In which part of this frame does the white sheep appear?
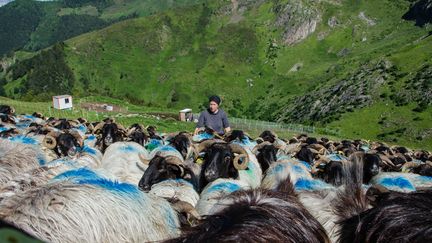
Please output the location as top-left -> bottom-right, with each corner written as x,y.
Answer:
101,141 -> 150,184
0,139 -> 48,185
0,174 -> 180,243
196,178 -> 251,216
370,172 -> 432,192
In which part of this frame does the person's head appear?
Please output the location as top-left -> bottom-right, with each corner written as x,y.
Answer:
208,95 -> 221,113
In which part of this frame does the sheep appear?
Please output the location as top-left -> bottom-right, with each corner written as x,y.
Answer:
138,155 -> 201,225
93,118 -> 127,152
101,141 -> 150,184
332,153 -> 432,243
168,176 -> 330,243
0,139 -> 48,185
370,172 -> 432,192
224,130 -> 257,150
0,145 -> 104,201
337,188 -> 432,243
126,123 -> 148,146
0,172 -> 181,243
193,139 -> 262,215
42,129 -> 84,157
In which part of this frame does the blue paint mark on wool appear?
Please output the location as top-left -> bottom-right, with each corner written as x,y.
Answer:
77,125 -> 87,133
121,144 -> 137,153
327,153 -> 346,162
0,127 -> 8,132
273,163 -> 287,174
23,115 -> 34,119
15,122 -> 31,129
55,168 -> 141,195
80,145 -> 97,155
207,182 -> 241,194
159,145 -> 178,152
295,178 -> 330,191
379,177 -> 415,191
86,135 -> 96,141
77,178 -> 140,195
298,160 -> 312,170
292,164 -> 307,175
8,135 -> 38,145
193,133 -> 214,141
54,168 -> 102,181
37,155 -> 46,165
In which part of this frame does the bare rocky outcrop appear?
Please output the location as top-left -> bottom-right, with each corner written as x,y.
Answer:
274,1 -> 321,45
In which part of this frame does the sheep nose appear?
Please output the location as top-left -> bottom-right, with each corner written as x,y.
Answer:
138,183 -> 151,192
205,170 -> 217,181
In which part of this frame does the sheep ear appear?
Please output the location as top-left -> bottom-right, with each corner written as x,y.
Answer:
167,164 -> 184,177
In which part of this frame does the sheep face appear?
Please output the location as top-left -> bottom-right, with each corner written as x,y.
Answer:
259,130 -> 277,143
54,119 -> 72,130
201,144 -> 238,186
138,156 -> 184,192
128,131 -> 147,146
97,123 -> 124,151
0,105 -> 15,115
363,154 -> 380,184
296,147 -> 316,164
322,161 -> 344,186
0,114 -> 15,124
56,133 -> 82,157
167,133 -> 191,160
256,144 -> 278,173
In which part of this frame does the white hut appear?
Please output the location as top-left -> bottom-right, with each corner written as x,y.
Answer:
179,108 -> 192,122
52,95 -> 73,110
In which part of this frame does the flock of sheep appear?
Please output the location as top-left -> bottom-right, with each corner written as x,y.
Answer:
0,104 -> 431,243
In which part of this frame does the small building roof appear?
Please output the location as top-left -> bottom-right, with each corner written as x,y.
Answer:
179,108 -> 192,113
53,95 -> 72,99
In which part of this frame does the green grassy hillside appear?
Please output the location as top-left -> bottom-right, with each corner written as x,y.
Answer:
1,0 -> 431,150
0,0 -> 207,56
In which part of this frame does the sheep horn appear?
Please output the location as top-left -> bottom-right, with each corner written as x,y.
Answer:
311,156 -> 330,175
116,123 -> 128,135
68,120 -> 80,126
379,154 -> 395,167
229,144 -> 249,170
87,123 -> 95,133
401,162 -> 419,173
43,132 -> 59,149
255,137 -> 264,144
127,127 -> 137,137
165,156 -> 185,176
10,107 -> 15,114
93,122 -> 105,133
69,130 -> 84,147
251,141 -> 273,154
171,201 -> 201,225
196,139 -> 218,154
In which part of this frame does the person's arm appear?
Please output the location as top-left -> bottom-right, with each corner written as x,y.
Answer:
224,126 -> 231,134
222,111 -> 231,134
194,112 -> 205,135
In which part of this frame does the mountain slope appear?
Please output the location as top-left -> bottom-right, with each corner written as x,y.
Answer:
1,0 -> 431,149
0,0 -> 207,56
